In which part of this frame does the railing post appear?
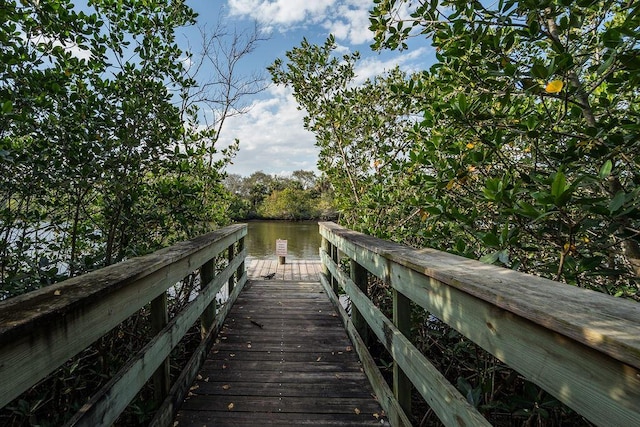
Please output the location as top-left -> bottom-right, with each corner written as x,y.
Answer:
393,289 -> 412,416
227,243 -> 235,294
350,259 -> 369,345
321,236 -> 332,287
331,242 -> 339,294
150,292 -> 170,402
200,258 -> 215,339
236,236 -> 245,283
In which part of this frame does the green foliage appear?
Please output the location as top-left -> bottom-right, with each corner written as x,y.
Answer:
223,170 -> 336,220
0,1 -> 267,298
272,1 -> 640,295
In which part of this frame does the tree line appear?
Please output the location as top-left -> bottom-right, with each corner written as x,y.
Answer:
224,170 -> 336,220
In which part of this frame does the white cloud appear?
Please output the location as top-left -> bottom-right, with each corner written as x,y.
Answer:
228,0 -> 372,44
218,85 -> 318,176
322,2 -> 372,45
228,0 -> 336,26
353,47 -> 431,84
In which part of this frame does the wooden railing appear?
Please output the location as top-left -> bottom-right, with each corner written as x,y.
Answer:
318,222 -> 640,427
0,224 -> 247,426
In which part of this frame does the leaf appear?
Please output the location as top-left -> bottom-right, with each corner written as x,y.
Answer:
222,384 -> 230,390
227,402 -> 234,410
609,191 -> 625,213
1,100 -> 12,113
480,251 -> 500,264
354,408 -> 361,415
545,80 -> 564,93
599,160 -> 612,179
54,290 -> 62,296
551,172 -> 566,197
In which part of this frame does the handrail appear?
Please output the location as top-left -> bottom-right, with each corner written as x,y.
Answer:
0,224 -> 247,426
318,221 -> 640,427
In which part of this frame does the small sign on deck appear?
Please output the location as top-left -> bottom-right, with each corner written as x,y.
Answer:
276,239 -> 287,264
276,239 -> 288,256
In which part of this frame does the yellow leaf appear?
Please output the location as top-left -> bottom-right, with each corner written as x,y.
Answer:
227,402 -> 234,410
222,384 -> 230,390
53,290 -> 61,296
354,408 -> 361,415
545,80 -> 564,93
466,142 -> 475,149
445,179 -> 456,190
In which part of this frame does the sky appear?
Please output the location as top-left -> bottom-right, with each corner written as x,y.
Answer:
184,0 -> 436,177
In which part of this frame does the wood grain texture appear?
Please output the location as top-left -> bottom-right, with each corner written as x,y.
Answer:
174,275 -> 389,427
0,224 -> 246,410
319,222 -> 640,369
319,222 -> 640,427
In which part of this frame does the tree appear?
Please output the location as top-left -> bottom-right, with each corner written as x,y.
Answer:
0,2 -> 265,297
367,0 -> 640,292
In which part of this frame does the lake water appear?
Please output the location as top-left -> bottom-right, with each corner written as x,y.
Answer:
244,220 -> 322,259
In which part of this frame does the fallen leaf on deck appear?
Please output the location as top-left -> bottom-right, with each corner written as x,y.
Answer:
230,353 -> 235,357
316,356 -> 322,362
204,377 -> 210,382
54,290 -> 62,296
222,384 -> 230,390
197,374 -> 202,380
190,384 -> 199,391
222,364 -> 227,369
346,346 -> 353,352
373,413 -> 380,419
227,402 -> 234,410
247,344 -> 252,348
354,408 -> 361,415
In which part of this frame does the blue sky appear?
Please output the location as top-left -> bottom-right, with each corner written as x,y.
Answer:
184,0 -> 436,177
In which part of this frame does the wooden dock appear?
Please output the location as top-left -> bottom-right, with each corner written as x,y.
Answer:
174,259 -> 389,426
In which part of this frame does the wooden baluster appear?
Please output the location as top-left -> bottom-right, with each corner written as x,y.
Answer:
228,243 -> 235,294
150,292 -> 170,402
350,259 -> 370,345
200,259 -> 215,339
331,243 -> 339,294
393,289 -> 412,416
236,237 -> 245,284
321,237 -> 332,289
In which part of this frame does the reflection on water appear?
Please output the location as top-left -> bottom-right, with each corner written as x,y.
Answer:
244,221 -> 322,259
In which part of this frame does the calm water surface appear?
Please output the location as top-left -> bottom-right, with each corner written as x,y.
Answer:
244,221 -> 321,259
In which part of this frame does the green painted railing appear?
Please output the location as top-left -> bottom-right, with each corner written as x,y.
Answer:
0,224 -> 247,426
319,221 -> 640,427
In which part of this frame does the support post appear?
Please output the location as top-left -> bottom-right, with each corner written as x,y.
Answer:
236,237 -> 245,283
350,259 -> 370,345
331,243 -> 339,294
393,289 -> 412,416
200,259 -> 215,339
321,237 -> 332,290
227,243 -> 235,294
150,293 -> 170,402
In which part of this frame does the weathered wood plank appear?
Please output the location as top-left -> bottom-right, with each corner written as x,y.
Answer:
149,271 -> 247,427
322,251 -> 491,427
319,222 -> 640,369
319,273 -> 413,427
320,222 -> 640,427
0,224 -> 247,409
175,411 -> 386,426
175,275 -> 389,426
66,250 -> 246,426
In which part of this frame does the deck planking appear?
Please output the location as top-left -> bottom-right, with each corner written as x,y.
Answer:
174,259 -> 389,426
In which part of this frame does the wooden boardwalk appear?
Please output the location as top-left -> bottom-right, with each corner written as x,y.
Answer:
174,259 -> 389,426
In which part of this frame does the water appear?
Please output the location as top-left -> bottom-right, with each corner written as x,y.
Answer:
244,220 -> 322,259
